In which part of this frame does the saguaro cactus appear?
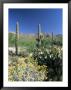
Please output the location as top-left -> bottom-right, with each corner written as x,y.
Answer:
38,24 -> 41,47
36,24 -> 44,48
52,32 -> 53,45
52,32 -> 53,41
36,24 -> 42,48
15,21 -> 19,55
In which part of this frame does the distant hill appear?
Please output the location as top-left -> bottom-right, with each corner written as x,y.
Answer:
56,34 -> 62,37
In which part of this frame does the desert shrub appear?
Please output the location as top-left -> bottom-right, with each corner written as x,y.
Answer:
40,38 -> 52,48
52,40 -> 62,46
33,46 -> 62,81
40,36 -> 62,47
52,35 -> 62,46
8,56 -> 48,81
9,33 -> 16,47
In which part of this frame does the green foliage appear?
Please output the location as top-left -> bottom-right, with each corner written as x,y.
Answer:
52,35 -> 62,46
9,33 -> 36,52
41,38 -> 52,48
41,35 -> 62,47
8,32 -> 62,81
8,33 -> 16,47
33,46 -> 62,81
19,40 -> 36,53
53,39 -> 62,46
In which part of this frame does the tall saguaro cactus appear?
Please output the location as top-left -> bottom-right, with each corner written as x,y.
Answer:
36,24 -> 42,48
52,32 -> 53,45
38,24 -> 41,46
36,24 -> 44,48
52,32 -> 53,41
15,21 -> 19,55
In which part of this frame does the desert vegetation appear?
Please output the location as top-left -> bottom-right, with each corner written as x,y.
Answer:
8,23 -> 62,81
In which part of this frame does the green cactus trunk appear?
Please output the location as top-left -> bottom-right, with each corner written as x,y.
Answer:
52,32 -> 53,45
52,32 -> 53,41
38,24 -> 41,47
15,21 -> 19,55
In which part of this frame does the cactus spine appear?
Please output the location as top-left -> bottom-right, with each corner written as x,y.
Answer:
15,21 -> 19,55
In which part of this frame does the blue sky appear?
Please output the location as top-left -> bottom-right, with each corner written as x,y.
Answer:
9,9 -> 62,35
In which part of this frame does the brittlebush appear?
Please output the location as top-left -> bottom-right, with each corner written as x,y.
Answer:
8,56 -> 48,81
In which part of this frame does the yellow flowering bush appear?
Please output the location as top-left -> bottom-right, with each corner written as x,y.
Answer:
8,56 -> 48,81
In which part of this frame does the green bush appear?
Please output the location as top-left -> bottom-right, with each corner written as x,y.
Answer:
33,46 -> 62,81
53,40 -> 62,46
